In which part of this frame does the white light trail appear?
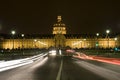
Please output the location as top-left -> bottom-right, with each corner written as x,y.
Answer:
30,57 -> 48,69
0,53 -> 48,72
0,59 -> 33,72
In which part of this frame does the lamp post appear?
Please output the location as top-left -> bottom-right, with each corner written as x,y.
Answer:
83,39 -> 86,48
80,41 -> 82,48
106,29 -> 110,48
21,34 -> 24,55
96,33 -> 99,37
34,39 -> 37,48
96,33 -> 99,48
21,34 -> 24,48
114,37 -> 118,53
11,30 -> 16,49
114,37 -> 117,47
21,34 -> 24,37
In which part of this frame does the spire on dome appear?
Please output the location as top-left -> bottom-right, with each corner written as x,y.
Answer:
57,16 -> 62,22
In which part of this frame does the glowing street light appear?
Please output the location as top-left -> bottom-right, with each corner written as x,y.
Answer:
21,34 -> 24,37
21,34 -> 24,49
34,39 -> 37,48
96,33 -> 99,36
114,37 -> 117,41
106,30 -> 110,34
106,29 -> 110,48
34,39 -> 37,42
83,39 -> 86,48
96,33 -> 99,48
11,30 -> 15,35
11,30 -> 16,49
114,37 -> 118,47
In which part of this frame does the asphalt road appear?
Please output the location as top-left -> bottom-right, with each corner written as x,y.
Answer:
61,56 -> 106,80
0,56 -> 61,80
0,55 -> 120,80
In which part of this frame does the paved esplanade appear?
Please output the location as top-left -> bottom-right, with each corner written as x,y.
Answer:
0,53 -> 120,80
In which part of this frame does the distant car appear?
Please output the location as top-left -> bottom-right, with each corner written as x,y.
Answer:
48,50 -> 57,56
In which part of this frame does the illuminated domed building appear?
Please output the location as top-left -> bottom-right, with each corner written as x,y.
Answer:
0,16 -> 120,49
53,16 -> 66,35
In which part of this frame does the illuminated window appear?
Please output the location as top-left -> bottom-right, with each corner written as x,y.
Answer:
63,27 -> 65,30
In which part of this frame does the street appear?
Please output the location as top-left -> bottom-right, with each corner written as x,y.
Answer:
0,54 -> 120,80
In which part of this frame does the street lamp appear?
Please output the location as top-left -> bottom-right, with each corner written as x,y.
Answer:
21,34 -> 24,37
83,39 -> 86,48
11,30 -> 16,49
96,33 -> 99,37
114,37 -> 117,47
96,33 -> 99,48
106,30 -> 110,34
34,39 -> 37,42
106,29 -> 110,48
114,37 -> 117,41
80,41 -> 82,48
11,31 -> 15,35
34,39 -> 37,48
21,34 -> 24,55
21,34 -> 24,48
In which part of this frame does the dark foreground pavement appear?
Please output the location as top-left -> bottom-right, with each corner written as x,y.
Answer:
0,56 -> 61,80
61,56 -> 106,80
0,55 -> 120,80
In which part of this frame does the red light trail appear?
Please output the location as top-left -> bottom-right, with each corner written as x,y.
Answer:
73,52 -> 120,66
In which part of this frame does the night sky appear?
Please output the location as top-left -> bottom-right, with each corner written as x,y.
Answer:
0,0 -> 120,34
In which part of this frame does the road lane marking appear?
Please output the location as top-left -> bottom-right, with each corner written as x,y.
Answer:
56,58 -> 63,80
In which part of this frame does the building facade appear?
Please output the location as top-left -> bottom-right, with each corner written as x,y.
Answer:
0,16 -> 120,49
